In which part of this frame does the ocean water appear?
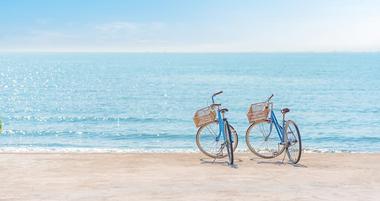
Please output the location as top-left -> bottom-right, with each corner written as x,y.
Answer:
0,53 -> 379,153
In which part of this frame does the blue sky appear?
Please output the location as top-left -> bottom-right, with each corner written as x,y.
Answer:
0,0 -> 379,52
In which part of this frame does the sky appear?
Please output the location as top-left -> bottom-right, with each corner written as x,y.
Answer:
0,0 -> 380,52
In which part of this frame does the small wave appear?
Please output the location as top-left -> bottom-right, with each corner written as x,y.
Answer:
1,129 -> 196,139
5,116 -> 188,123
0,147 -> 199,153
302,148 -> 377,154
0,146 -> 378,154
302,136 -> 380,143
2,129 -> 89,136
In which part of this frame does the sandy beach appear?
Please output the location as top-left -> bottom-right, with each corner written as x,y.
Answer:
0,153 -> 378,201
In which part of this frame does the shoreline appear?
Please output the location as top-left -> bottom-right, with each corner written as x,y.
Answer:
1,152 -> 379,201
0,147 -> 378,154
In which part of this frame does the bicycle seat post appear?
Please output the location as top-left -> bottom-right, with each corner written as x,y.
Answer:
221,109 -> 226,120
220,108 -> 228,120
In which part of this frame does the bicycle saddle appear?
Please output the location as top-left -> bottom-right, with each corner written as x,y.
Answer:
220,108 -> 229,113
281,108 -> 290,114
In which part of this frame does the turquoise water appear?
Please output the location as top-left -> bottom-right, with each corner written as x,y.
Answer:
0,53 -> 379,153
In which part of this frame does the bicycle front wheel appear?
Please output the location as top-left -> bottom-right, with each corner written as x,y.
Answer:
285,120 -> 302,164
196,121 -> 238,158
225,121 -> 234,165
246,120 -> 285,159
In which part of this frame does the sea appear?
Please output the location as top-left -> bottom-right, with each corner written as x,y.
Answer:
0,53 -> 379,153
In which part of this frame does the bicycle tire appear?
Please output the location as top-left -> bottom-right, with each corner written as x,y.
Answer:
225,120 -> 234,165
285,120 -> 302,164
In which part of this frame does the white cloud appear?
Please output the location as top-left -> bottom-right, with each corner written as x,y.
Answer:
95,21 -> 165,35
2,17 -> 380,52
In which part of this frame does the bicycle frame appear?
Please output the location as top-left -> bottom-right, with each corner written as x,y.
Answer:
269,110 -> 285,143
210,91 -> 233,144
215,109 -> 226,142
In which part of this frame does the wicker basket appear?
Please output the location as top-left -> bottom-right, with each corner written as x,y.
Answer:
193,106 -> 216,128
247,102 -> 271,123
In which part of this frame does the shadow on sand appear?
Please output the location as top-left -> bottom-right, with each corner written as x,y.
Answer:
250,158 -> 308,168
198,157 -> 307,168
200,158 -> 241,169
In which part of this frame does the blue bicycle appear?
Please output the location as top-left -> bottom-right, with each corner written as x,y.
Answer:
245,94 -> 302,164
194,91 -> 238,165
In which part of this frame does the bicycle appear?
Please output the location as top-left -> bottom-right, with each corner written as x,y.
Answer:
245,94 -> 302,164
193,91 -> 238,165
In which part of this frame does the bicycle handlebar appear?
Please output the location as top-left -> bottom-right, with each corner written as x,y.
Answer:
266,94 -> 274,102
211,91 -> 223,104
213,91 -> 223,97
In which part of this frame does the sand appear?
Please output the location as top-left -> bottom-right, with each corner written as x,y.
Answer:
0,152 -> 379,201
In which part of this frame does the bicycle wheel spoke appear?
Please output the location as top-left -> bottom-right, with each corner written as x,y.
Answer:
197,121 -> 238,159
259,124 -> 267,138
246,120 -> 283,158
259,141 -> 267,151
206,125 -> 218,137
206,138 -> 220,149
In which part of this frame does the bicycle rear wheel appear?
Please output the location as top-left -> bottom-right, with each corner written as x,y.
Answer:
285,120 -> 302,164
196,120 -> 238,158
246,120 -> 285,158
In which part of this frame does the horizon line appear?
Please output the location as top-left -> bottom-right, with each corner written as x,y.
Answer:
1,50 -> 379,54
